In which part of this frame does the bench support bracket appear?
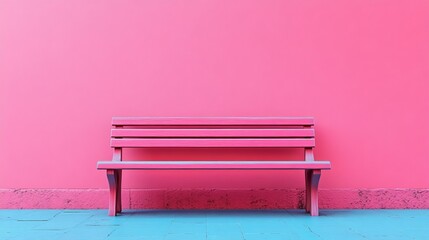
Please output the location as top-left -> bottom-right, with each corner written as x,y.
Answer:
107,169 -> 119,216
305,169 -> 321,216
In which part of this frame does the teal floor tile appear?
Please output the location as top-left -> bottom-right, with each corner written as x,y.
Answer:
207,222 -> 242,235
164,233 -> 206,240
207,235 -> 243,240
11,229 -> 65,240
239,220 -> 289,234
0,209 -> 428,240
168,221 -> 206,234
243,233 -> 291,240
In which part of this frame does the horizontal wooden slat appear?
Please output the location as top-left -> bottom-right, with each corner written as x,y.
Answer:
110,138 -> 315,148
97,161 -> 331,170
112,117 -> 314,126
111,129 -> 315,138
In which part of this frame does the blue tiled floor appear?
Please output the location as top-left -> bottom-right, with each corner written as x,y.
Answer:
0,209 -> 428,240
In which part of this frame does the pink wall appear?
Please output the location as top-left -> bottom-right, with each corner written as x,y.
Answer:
1,0 -> 428,208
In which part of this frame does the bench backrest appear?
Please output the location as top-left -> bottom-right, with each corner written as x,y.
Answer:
110,117 -> 316,161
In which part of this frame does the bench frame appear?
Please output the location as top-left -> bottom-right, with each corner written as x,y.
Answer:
97,117 -> 331,216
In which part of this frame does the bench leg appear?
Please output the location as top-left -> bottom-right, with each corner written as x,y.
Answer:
305,170 -> 311,213
106,169 -> 118,216
116,170 -> 122,214
310,169 -> 321,216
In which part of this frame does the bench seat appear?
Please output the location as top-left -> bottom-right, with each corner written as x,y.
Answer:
97,161 -> 331,170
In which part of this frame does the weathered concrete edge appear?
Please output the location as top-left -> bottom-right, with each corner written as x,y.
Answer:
1,189 -> 428,209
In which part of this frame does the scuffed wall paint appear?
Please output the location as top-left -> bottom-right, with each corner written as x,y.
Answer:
1,189 -> 428,209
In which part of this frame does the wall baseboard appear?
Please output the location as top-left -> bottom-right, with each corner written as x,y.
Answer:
1,188 -> 428,209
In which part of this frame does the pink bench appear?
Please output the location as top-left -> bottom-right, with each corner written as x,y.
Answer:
97,117 -> 331,216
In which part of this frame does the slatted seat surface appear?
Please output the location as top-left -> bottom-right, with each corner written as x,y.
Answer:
97,161 -> 332,170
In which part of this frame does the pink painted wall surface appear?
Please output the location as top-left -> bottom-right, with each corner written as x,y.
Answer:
1,0 -> 428,206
